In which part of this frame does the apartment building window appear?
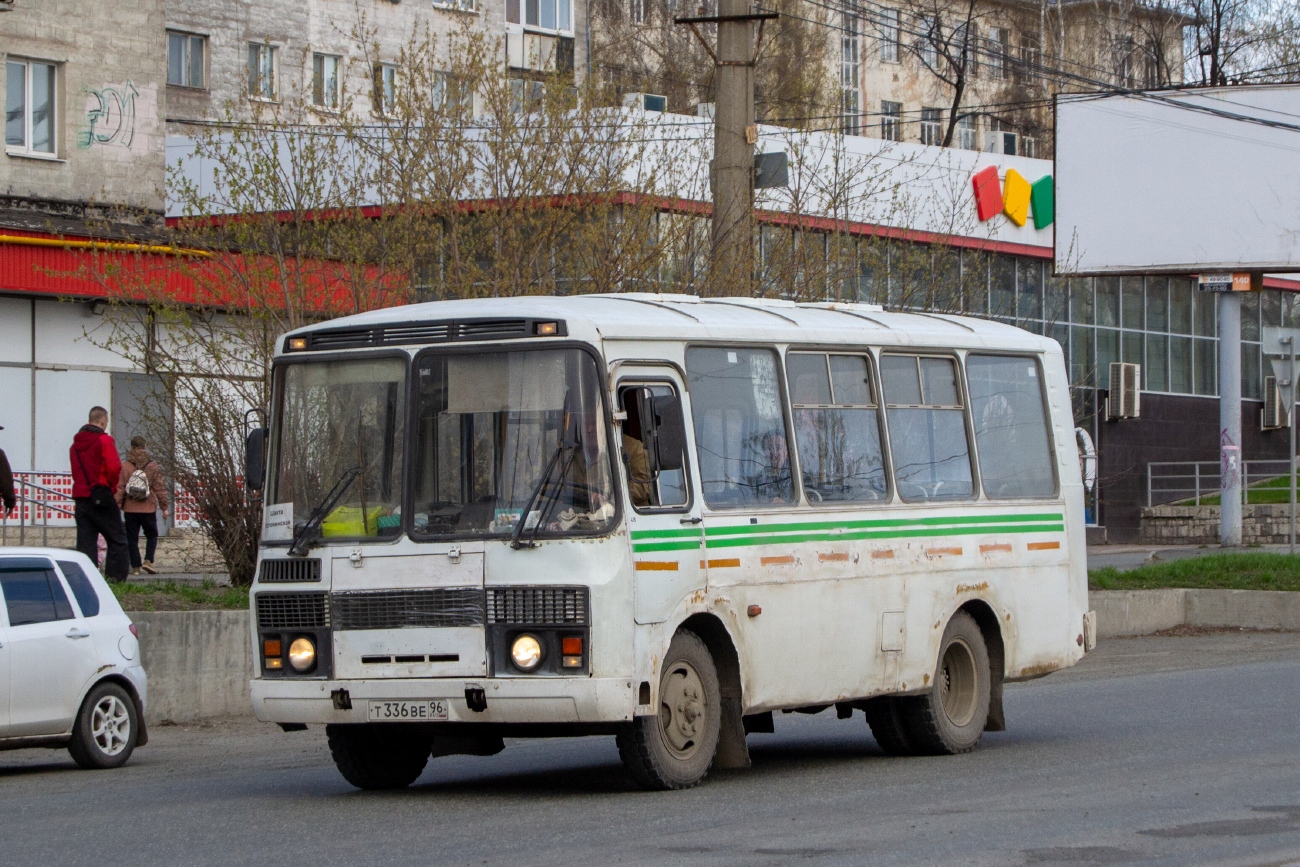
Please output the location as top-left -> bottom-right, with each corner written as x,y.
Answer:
312,53 -> 342,111
248,43 -> 279,100
433,0 -> 477,10
985,118 -> 1018,154
959,23 -> 976,75
879,9 -> 900,63
841,13 -> 861,134
986,27 -> 1009,79
432,71 -> 471,114
5,59 -> 56,156
373,64 -> 398,116
630,0 -> 646,24
1020,135 -> 1036,158
1020,35 -> 1041,83
920,107 -> 942,146
957,113 -> 977,149
526,0 -> 572,31
881,101 -> 902,141
167,31 -> 207,89
916,17 -> 938,67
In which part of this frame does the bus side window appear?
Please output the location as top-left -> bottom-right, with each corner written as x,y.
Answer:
618,385 -> 689,511
880,354 -> 974,502
786,352 -> 888,503
966,355 -> 1057,498
685,347 -> 795,508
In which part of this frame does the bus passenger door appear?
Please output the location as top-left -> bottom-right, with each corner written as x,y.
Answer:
615,373 -> 705,625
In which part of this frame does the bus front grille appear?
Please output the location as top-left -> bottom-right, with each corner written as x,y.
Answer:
256,592 -> 330,630
486,586 -> 590,626
331,588 -> 485,630
258,558 -> 321,583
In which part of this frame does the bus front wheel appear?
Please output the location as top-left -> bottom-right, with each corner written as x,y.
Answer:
901,611 -> 991,755
616,629 -> 721,790
326,724 -> 431,790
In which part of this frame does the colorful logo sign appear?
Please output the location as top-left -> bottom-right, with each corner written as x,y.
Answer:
972,166 -> 1054,230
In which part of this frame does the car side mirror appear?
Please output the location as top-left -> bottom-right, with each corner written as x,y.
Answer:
245,427 -> 269,492
650,393 -> 686,472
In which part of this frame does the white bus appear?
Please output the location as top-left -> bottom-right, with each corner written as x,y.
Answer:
246,293 -> 1094,790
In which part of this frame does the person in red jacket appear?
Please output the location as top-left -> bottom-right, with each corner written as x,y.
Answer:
69,406 -> 129,582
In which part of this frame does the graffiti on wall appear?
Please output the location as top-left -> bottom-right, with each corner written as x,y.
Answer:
79,80 -> 140,149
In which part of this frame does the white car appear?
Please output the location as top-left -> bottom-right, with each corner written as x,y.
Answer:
0,548 -> 148,768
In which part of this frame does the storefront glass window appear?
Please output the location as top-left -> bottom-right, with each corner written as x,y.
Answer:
1195,339 -> 1217,395
1018,259 -> 1043,321
1170,336 -> 1193,393
1070,278 -> 1093,325
1095,277 -> 1120,327
1146,277 -> 1168,331
1121,277 -> 1144,330
1146,334 -> 1168,392
1170,279 -> 1193,334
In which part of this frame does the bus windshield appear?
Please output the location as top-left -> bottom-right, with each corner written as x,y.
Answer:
272,356 -> 407,541
411,348 -> 615,538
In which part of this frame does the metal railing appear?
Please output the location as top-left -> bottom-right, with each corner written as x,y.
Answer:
1147,459 -> 1299,508
1,478 -> 76,546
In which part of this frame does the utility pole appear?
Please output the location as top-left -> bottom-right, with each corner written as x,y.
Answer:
1219,290 -> 1242,546
676,6 -> 776,296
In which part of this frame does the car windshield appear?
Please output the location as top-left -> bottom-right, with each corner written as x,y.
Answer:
412,348 -> 615,538
270,356 -> 406,541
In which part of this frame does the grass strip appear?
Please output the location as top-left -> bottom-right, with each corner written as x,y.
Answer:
111,579 -> 249,612
1089,553 -> 1300,592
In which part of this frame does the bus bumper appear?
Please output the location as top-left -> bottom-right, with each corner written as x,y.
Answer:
251,676 -> 638,725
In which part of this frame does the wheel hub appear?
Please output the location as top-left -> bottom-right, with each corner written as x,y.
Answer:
659,661 -> 707,757
938,637 -> 979,728
91,695 -> 131,756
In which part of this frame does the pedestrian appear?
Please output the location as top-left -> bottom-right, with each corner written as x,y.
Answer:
116,435 -> 169,575
0,425 -> 15,517
70,406 -> 129,582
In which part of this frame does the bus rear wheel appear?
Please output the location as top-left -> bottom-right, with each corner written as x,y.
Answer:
900,611 -> 991,755
326,724 -> 431,790
616,630 -> 721,790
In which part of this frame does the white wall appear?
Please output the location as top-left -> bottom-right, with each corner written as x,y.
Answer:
34,369 -> 115,472
0,367 -> 34,472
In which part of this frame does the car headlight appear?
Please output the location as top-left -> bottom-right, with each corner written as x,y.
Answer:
510,634 -> 543,672
288,636 -> 317,672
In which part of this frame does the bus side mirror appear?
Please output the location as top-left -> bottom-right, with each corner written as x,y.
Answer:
650,394 -> 686,472
245,427 -> 269,492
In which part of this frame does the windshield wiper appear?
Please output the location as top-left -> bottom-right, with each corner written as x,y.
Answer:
289,466 -> 362,557
510,390 -> 579,550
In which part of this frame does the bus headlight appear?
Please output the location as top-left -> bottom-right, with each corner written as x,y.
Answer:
510,634 -> 543,672
288,636 -> 317,672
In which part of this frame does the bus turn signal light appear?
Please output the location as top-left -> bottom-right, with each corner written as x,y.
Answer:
561,636 -> 583,668
535,321 -> 559,336
264,638 -> 282,657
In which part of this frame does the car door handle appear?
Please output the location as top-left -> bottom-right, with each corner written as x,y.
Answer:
65,628 -> 91,640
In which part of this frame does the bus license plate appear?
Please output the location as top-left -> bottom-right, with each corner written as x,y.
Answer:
367,700 -> 449,721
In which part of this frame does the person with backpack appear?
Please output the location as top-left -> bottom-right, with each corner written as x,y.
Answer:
117,435 -> 170,576
70,406 -> 129,582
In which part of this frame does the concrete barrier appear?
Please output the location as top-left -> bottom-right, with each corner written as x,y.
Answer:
132,611 -> 251,724
123,592 -> 1299,724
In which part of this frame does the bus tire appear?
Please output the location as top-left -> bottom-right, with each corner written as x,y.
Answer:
326,724 -> 431,790
901,611 -> 991,755
862,697 -> 916,756
616,630 -> 721,790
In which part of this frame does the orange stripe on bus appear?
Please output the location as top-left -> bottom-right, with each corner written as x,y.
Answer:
927,547 -> 963,557
634,561 -> 679,571
707,558 -> 741,569
871,549 -> 895,559
1027,541 -> 1061,551
818,552 -> 850,562
761,555 -> 796,567
980,543 -> 1013,554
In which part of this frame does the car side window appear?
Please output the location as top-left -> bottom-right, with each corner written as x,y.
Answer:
0,563 -> 75,626
58,560 -> 101,618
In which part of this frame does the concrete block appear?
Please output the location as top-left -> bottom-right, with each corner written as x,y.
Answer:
1185,589 -> 1300,631
1091,589 -> 1187,638
132,610 -> 252,724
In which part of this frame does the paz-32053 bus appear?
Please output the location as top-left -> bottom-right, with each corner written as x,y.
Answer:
245,293 -> 1094,790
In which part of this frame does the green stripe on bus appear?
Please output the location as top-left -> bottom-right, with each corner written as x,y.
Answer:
703,512 -> 1064,537
629,527 -> 705,540
631,540 -> 707,553
703,523 -> 1065,549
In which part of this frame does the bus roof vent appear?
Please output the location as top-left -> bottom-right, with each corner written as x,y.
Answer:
457,318 -> 529,340
381,322 -> 452,344
309,327 -> 376,349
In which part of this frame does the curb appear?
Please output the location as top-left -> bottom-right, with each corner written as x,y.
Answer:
1092,589 -> 1300,637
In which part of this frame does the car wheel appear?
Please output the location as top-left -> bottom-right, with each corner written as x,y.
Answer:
326,724 -> 432,790
68,682 -> 139,770
616,629 -> 721,790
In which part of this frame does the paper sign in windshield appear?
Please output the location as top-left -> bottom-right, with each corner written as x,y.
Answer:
264,503 -> 294,541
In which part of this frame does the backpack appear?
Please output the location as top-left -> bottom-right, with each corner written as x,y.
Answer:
125,464 -> 151,501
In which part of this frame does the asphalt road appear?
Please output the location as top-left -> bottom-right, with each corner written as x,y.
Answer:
3,632 -> 1300,867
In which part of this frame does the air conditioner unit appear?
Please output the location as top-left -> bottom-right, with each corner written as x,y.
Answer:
1106,362 -> 1141,420
1262,375 -> 1290,429
697,102 -> 716,119
623,92 -> 667,112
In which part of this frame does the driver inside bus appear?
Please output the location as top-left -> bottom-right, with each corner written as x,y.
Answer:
555,404 -> 617,530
